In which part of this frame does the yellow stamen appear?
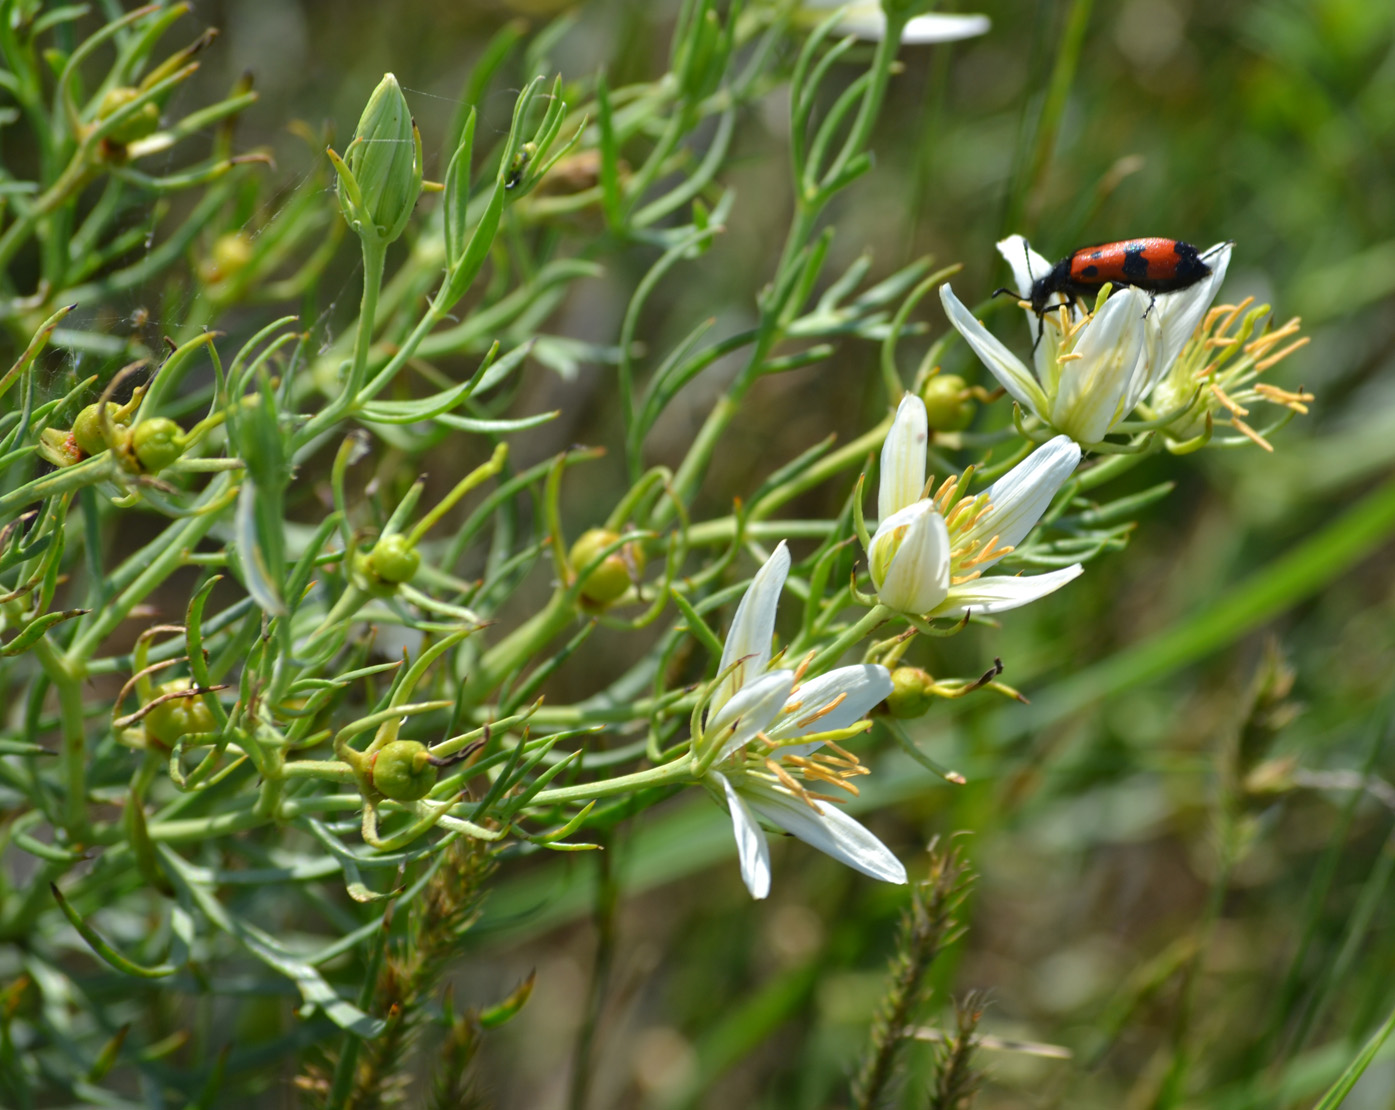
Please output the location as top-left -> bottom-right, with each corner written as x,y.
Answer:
1254,383 -> 1314,412
1255,336 -> 1310,372
960,535 -> 1013,570
794,691 -> 848,730
1210,384 -> 1250,417
822,739 -> 861,765
1244,317 -> 1302,358
1231,417 -> 1274,452
766,757 -> 809,798
1216,297 -> 1255,338
786,758 -> 860,793
1205,336 -> 1239,349
950,570 -> 983,585
1057,351 -> 1084,363
790,650 -> 816,689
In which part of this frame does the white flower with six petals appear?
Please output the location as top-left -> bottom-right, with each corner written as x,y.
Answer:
866,393 -> 1084,617
699,542 -> 905,900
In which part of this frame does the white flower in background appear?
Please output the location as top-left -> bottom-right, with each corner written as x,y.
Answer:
798,1 -> 990,45
699,541 -> 904,900
867,394 -> 1083,617
940,236 -> 1233,445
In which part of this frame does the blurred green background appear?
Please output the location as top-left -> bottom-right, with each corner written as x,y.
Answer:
174,0 -> 1395,1105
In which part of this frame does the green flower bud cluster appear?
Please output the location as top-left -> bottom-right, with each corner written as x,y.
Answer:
331,74 -> 423,246
569,528 -> 646,607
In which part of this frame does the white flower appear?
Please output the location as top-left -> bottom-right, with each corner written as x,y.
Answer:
867,394 -> 1084,617
699,541 -> 904,899
941,236 -> 1233,445
798,3 -> 991,44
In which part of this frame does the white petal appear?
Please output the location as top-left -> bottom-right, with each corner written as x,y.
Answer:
1050,287 -> 1148,443
706,669 -> 796,763
870,501 -> 951,615
741,779 -> 907,885
939,284 -> 1048,417
937,564 -> 1083,618
767,664 -> 894,745
902,13 -> 991,43
714,771 -> 771,900
996,234 -> 1077,363
996,234 -> 1055,301
1122,305 -> 1167,411
1151,241 -> 1233,376
957,435 -> 1081,566
713,542 -> 790,714
879,394 -> 928,521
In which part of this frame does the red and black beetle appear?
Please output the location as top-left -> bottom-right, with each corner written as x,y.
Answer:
998,238 -> 1216,320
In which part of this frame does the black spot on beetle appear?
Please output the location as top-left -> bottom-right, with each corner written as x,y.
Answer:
1121,248 -> 1150,279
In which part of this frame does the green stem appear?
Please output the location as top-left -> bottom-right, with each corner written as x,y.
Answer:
807,605 -> 893,672
300,236 -> 386,441
819,11 -> 907,190
531,754 -> 694,806
29,635 -> 87,839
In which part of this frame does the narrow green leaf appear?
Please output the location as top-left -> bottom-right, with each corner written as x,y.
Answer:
51,884 -> 176,979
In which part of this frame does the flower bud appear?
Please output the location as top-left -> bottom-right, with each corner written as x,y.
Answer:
369,739 -> 437,802
131,417 -> 184,473
336,73 -> 422,245
145,680 -> 215,749
569,528 -> 644,606
97,86 -> 161,144
884,666 -> 936,719
919,374 -> 976,432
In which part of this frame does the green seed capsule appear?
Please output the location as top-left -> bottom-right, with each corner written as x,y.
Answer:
919,374 -> 976,432
131,417 -> 183,473
145,680 -> 216,748
884,666 -> 937,719
365,533 -> 420,586
370,740 -> 437,801
72,402 -> 119,456
569,528 -> 644,606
